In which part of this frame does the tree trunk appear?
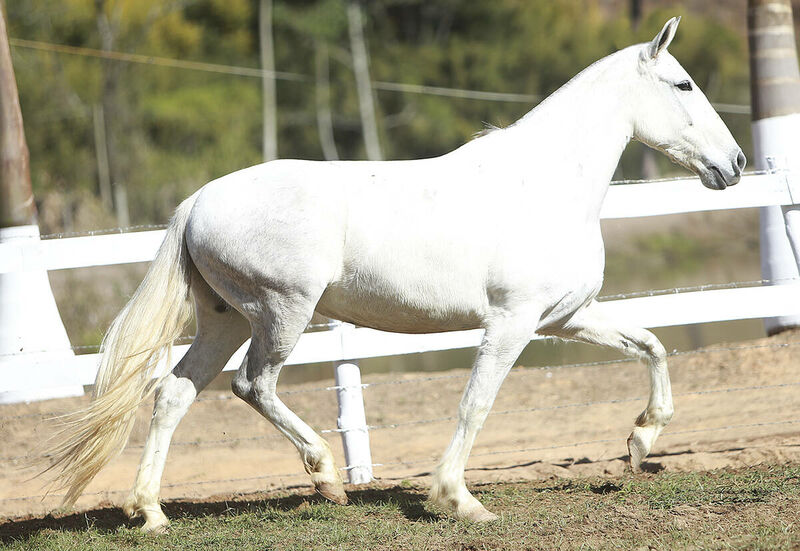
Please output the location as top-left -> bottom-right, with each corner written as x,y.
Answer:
630,0 -> 643,30
630,0 -> 659,180
92,103 -> 112,210
95,0 -> 128,225
0,3 -> 36,228
260,0 -> 278,161
749,0 -> 800,119
315,41 -> 339,161
347,0 -> 382,161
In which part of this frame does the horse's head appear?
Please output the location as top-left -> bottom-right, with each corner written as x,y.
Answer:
631,17 -> 745,189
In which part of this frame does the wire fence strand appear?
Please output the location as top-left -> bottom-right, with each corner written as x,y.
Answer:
369,418 -> 800,470
608,168 -> 772,186
10,37 -> 751,115
4,417 -> 798,504
340,381 -> 800,433
5,339 -> 800,429
4,376 -> 799,464
38,224 -> 169,240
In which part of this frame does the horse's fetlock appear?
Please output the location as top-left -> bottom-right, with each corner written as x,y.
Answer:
303,441 -> 336,475
635,404 -> 673,427
302,450 -> 321,475
655,404 -> 674,425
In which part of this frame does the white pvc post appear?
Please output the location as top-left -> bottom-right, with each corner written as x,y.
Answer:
334,361 -> 373,484
0,225 -> 83,403
755,141 -> 800,336
749,0 -> 800,335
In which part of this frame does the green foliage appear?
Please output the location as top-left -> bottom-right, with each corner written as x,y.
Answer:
6,1 -> 752,231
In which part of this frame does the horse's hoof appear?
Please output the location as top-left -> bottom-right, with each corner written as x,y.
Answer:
627,426 -> 656,473
141,517 -> 169,534
315,481 -> 348,505
459,505 -> 498,523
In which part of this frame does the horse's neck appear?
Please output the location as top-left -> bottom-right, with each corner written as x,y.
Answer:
486,49 -> 636,218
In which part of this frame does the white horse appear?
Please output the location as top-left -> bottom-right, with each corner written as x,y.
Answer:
44,17 -> 744,531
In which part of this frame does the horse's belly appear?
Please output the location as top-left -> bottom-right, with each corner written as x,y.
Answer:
317,273 -> 486,334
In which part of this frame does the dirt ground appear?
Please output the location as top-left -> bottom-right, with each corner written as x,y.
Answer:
1,329 -> 799,521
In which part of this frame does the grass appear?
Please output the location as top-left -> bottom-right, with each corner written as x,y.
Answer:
3,464 -> 799,550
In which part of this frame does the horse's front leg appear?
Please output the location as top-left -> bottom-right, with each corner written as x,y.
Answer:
543,302 -> 673,472
430,310 -> 539,521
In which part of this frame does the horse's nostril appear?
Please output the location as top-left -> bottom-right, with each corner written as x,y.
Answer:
736,150 -> 746,171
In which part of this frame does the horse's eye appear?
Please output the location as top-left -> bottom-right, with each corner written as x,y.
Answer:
676,80 -> 692,91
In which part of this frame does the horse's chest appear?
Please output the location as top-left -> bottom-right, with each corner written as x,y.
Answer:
489,225 -> 604,326
533,232 -> 605,328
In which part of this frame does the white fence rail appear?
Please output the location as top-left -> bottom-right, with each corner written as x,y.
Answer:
3,167 -> 800,483
5,282 -> 800,395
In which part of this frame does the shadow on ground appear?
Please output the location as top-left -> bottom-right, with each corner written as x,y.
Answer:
0,445 -> 762,544
0,485 -> 435,544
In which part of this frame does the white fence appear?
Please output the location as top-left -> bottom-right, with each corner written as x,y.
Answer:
3,166 -> 800,484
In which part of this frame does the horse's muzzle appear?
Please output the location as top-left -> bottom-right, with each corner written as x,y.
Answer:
700,149 -> 745,190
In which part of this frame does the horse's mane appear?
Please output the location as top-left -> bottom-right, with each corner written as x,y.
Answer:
485,46 -> 636,135
471,122 -> 504,140
468,48 -> 637,143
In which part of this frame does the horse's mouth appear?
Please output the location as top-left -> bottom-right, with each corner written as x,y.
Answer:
700,165 -> 730,190
711,166 -> 727,190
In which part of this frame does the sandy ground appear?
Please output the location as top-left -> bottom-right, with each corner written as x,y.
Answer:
1,330 -> 799,520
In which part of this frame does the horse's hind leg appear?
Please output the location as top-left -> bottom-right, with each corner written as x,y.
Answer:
232,296 -> 347,505
543,302 -> 673,472
123,275 -> 250,533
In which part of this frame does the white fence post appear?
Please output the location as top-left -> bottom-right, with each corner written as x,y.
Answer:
333,355 -> 373,484
749,0 -> 800,335
0,225 -> 83,404
766,157 -> 800,271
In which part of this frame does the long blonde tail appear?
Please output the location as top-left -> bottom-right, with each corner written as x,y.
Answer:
41,193 -> 200,507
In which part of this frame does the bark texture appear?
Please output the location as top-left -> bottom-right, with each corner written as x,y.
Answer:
0,4 -> 36,228
749,0 -> 800,119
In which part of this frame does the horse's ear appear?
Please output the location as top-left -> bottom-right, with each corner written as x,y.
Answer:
646,16 -> 680,59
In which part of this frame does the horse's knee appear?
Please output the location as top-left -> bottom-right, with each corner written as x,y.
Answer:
625,330 -> 666,365
640,332 -> 666,364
